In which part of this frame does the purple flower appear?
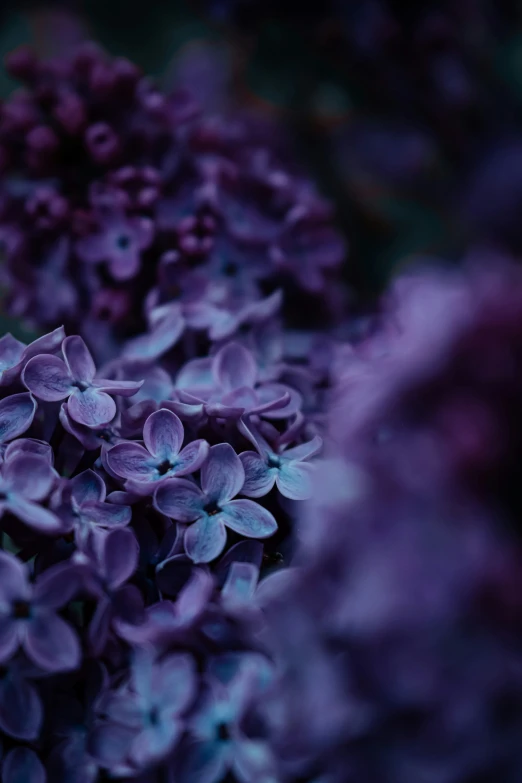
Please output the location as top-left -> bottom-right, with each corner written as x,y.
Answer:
23,335 -> 143,428
180,656 -> 276,783
0,658 -> 43,740
76,207 -> 154,281
57,469 -> 131,547
0,453 -> 61,533
0,393 -> 37,444
0,553 -> 80,672
239,419 -> 322,500
84,527 -> 142,657
175,342 -> 301,420
2,747 -> 46,783
106,408 -> 209,492
154,443 -> 277,563
0,326 -> 64,387
90,650 -> 196,771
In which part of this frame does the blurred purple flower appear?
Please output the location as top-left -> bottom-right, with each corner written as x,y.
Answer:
56,469 -> 131,547
2,747 -> 46,783
76,207 -> 154,281
91,649 -> 196,770
0,553 -> 80,672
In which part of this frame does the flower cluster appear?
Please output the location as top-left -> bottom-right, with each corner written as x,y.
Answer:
0,43 -> 346,365
258,260 -> 522,783
0,322 -> 323,781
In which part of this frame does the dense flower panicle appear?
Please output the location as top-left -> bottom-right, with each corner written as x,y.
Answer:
0,44 -> 346,365
257,261 -> 522,782
0,318 -> 320,781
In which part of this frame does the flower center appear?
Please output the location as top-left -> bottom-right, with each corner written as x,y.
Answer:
267,454 -> 281,469
156,459 -> 174,476
204,501 -> 221,517
148,707 -> 160,726
217,722 -> 231,742
73,381 -> 90,392
13,600 -> 31,619
117,234 -> 131,250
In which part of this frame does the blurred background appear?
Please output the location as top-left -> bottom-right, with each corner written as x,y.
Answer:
3,1 -> 522,299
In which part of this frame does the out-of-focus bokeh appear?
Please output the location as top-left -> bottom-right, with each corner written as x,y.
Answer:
4,0 -> 522,306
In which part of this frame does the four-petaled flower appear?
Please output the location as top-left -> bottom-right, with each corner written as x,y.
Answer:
0,553 -> 81,672
154,443 -> 278,563
57,469 -> 131,547
76,207 -> 154,281
239,419 -> 322,500
23,335 -> 143,428
174,342 -> 301,420
105,408 -> 209,492
90,650 -> 196,770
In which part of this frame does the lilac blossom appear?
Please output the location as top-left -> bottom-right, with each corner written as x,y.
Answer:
0,658 -> 43,740
106,408 -> 209,491
174,342 -> 301,420
239,418 -> 322,500
0,553 -> 80,672
91,649 -> 196,771
180,655 -> 276,783
76,207 -> 154,281
56,469 -> 131,548
0,326 -> 64,387
23,335 -> 143,428
154,443 -> 277,563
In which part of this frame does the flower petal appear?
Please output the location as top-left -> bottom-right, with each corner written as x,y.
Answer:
282,434 -> 323,461
184,515 -> 227,563
70,469 -> 106,505
23,355 -> 72,401
239,452 -> 275,497
179,740 -> 230,783
100,527 -> 139,589
83,501 -> 132,530
89,723 -> 135,767
67,388 -> 116,428
130,720 -> 182,767
174,439 -> 209,476
155,654 -> 196,712
106,442 -> 153,481
33,561 -> 80,608
0,672 -> 42,740
214,343 -> 257,392
22,325 -> 65,361
222,562 -> 258,606
63,335 -> 96,383
154,478 -> 205,523
0,616 -> 20,663
0,550 -> 29,603
221,499 -> 278,539
276,461 -> 315,500
25,611 -> 81,672
256,382 -> 302,420
123,309 -> 185,360
2,747 -> 46,783
6,496 -> 63,534
143,408 -> 183,460
4,454 -> 55,500
93,378 -> 144,397
201,443 -> 244,503
0,393 -> 37,443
